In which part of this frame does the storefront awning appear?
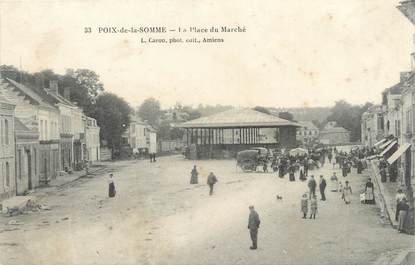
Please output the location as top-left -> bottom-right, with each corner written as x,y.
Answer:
380,140 -> 398,156
379,139 -> 394,149
374,138 -> 387,147
387,143 -> 411,164
367,155 -> 380,160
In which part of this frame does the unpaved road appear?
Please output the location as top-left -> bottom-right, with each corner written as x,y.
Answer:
0,156 -> 413,265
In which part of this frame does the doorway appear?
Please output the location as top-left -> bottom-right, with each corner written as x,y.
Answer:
27,150 -> 32,190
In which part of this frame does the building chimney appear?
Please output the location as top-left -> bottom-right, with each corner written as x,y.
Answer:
49,80 -> 59,94
63,87 -> 71,100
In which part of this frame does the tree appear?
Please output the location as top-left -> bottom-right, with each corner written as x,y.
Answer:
253,106 -> 271,114
0,65 -> 20,81
278,111 -> 294,121
93,93 -> 132,158
326,100 -> 373,142
137,97 -> 161,127
182,106 -> 201,120
63,69 -> 104,116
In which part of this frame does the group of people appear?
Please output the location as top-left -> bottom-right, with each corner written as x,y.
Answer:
189,165 -> 218,196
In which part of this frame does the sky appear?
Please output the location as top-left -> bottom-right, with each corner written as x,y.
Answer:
0,0 -> 414,109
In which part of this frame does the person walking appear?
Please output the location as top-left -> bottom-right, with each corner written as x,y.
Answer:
364,178 -> 375,204
190,165 -> 198,184
310,195 -> 318,219
357,159 -> 363,174
289,164 -> 295,181
330,172 -> 338,192
342,181 -> 352,204
304,159 -> 309,177
207,172 -> 218,196
380,167 -> 387,183
299,167 -> 306,181
108,173 -> 116,198
308,175 -> 317,198
319,175 -> 327,201
397,198 -> 409,233
247,205 -> 260,250
342,161 -> 348,177
301,193 -> 308,219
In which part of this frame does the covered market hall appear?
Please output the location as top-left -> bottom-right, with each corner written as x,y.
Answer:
176,108 -> 300,159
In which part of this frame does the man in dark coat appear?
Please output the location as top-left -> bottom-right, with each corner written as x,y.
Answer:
248,205 -> 260,250
328,152 -> 333,164
308,175 -> 317,198
319,175 -> 327,201
207,172 -> 218,195
357,159 -> 363,174
380,167 -> 387,183
303,159 -> 309,177
342,162 -> 348,177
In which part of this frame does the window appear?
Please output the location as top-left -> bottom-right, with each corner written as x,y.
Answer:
45,120 -> 48,139
395,120 -> 401,137
377,114 -> 384,130
18,150 -> 22,180
34,149 -> 37,175
4,119 -> 8,144
40,120 -> 44,140
406,110 -> 413,134
5,162 -> 10,187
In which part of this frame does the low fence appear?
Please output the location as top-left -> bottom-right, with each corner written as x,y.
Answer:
158,140 -> 184,153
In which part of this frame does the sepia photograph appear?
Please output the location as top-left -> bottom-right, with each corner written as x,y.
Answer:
0,0 -> 414,264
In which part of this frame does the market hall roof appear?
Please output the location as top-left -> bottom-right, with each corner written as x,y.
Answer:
175,108 -> 300,128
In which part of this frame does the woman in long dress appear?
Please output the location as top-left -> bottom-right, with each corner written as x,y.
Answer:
330,172 -> 338,192
190,165 -> 198,184
108,173 -> 116,198
364,178 -> 375,204
342,181 -> 352,204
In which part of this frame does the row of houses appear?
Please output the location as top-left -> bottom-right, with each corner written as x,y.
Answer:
121,116 -> 157,156
361,0 -> 415,186
296,121 -> 351,146
0,77 -> 101,199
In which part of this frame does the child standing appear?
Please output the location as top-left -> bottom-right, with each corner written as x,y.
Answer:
310,195 -> 318,219
301,193 -> 308,219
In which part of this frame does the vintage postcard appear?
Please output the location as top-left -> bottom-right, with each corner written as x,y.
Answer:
0,0 -> 414,264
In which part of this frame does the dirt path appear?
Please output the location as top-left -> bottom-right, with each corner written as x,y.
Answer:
0,156 -> 412,265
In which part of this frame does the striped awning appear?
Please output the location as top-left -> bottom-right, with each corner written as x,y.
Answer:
387,143 -> 411,164
380,140 -> 398,156
374,138 -> 387,147
379,139 -> 394,150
